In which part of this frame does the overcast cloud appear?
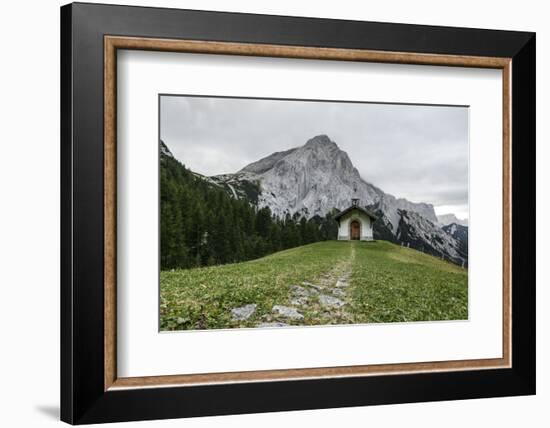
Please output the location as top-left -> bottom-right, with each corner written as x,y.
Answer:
160,95 -> 469,219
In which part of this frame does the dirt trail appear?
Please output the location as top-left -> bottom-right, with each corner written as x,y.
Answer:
316,243 -> 354,289
255,243 -> 356,327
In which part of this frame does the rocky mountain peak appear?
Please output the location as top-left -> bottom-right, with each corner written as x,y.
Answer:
241,135 -> 377,218
239,147 -> 297,175
304,134 -> 338,149
220,135 -> 439,224
293,135 -> 355,171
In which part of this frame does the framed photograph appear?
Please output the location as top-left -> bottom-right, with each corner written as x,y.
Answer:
61,2 -> 535,424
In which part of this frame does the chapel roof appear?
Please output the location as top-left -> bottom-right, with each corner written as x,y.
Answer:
334,206 -> 378,221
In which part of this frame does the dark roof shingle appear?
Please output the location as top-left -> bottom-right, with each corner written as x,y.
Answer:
334,206 -> 378,221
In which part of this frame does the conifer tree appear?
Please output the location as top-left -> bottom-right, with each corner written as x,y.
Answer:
160,144 -> 338,270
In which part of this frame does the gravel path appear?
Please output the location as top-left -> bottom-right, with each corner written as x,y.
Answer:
254,243 -> 356,327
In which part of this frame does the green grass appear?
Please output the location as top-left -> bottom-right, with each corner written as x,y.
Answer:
348,241 -> 468,323
160,240 -> 468,331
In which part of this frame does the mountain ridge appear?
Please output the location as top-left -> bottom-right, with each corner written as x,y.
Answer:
216,135 -> 438,226
437,213 -> 469,227
162,135 -> 467,266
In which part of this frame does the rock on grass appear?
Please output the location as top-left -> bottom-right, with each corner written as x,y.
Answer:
290,285 -> 312,297
231,304 -> 257,321
290,296 -> 309,306
319,295 -> 345,307
272,305 -> 304,320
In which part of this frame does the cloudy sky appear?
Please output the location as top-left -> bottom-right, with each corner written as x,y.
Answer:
160,95 -> 469,220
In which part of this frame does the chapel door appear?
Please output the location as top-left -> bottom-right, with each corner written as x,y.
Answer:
350,220 -> 360,240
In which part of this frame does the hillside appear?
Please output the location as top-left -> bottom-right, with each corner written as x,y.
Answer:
166,135 -> 468,266
160,241 -> 468,330
160,140 -> 338,270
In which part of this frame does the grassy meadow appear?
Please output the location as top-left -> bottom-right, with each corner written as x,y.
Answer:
160,241 -> 468,331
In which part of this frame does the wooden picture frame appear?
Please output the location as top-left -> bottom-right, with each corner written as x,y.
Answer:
61,2 -> 535,424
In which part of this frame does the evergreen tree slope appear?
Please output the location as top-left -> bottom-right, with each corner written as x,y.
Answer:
160,141 -> 338,270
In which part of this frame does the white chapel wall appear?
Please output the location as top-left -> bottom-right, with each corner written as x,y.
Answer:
337,210 -> 374,240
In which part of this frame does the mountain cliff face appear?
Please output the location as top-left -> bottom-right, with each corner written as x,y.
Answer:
213,135 -> 437,229
240,135 -> 384,219
397,211 -> 467,265
442,223 -> 469,258
169,135 -> 467,266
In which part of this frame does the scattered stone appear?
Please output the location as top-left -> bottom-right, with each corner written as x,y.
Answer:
302,281 -> 324,291
319,295 -> 345,308
231,304 -> 257,321
290,285 -> 311,297
290,296 -> 309,306
256,322 -> 290,328
272,305 -> 304,320
332,288 -> 346,297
